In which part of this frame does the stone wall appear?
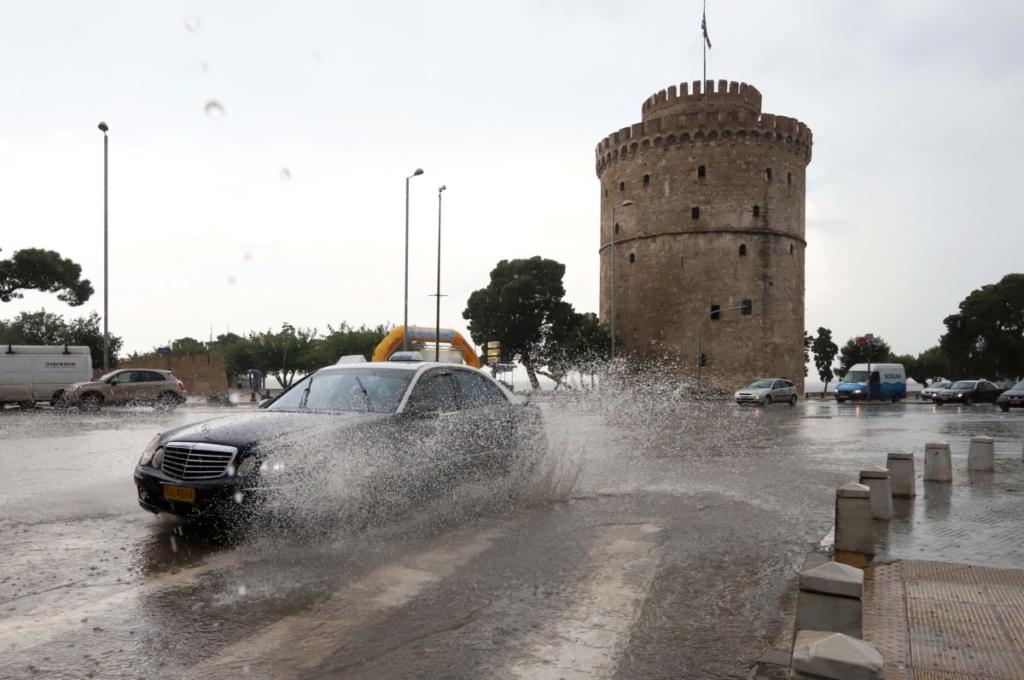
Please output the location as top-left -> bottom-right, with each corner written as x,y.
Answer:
596,79 -> 812,392
109,354 -> 228,395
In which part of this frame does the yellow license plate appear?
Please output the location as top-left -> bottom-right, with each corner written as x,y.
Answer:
163,485 -> 196,503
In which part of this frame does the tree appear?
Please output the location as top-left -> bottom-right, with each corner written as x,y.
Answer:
463,257 -> 576,390
811,327 -> 839,392
170,337 -> 207,356
0,248 -> 93,306
940,273 -> 1024,379
0,309 -> 123,369
838,334 -> 893,375
246,324 -> 319,388
803,332 -> 813,376
535,312 -> 611,389
311,322 -> 389,366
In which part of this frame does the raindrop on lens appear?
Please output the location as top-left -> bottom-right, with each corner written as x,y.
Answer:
238,584 -> 247,596
184,16 -> 202,33
279,168 -> 291,182
204,99 -> 225,117
234,491 -> 244,504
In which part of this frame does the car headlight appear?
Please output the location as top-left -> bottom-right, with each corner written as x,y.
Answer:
236,457 -> 258,477
956,393 -> 963,398
152,447 -> 165,468
139,435 -> 161,466
852,389 -> 862,394
259,461 -> 286,475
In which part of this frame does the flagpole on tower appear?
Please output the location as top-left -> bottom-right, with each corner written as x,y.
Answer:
701,0 -> 712,85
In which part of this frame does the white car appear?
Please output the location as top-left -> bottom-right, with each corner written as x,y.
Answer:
735,378 -> 798,406
919,381 -> 951,400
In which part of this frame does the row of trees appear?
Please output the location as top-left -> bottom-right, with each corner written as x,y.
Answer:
1,310 -> 124,370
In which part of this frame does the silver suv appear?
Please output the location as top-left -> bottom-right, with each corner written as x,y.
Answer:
66,369 -> 186,411
735,378 -> 798,406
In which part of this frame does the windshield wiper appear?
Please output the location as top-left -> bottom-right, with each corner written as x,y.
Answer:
354,376 -> 372,412
300,377 -> 314,408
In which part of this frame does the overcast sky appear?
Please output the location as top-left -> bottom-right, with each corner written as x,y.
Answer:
2,0 -> 1022,367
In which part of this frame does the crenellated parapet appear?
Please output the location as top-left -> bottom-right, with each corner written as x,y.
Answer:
595,106 -> 813,174
642,79 -> 761,119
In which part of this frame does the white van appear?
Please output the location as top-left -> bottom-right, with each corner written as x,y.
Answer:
835,363 -> 907,402
0,345 -> 93,406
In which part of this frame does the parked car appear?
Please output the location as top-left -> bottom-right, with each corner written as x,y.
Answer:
0,345 -> 93,407
919,381 -> 951,400
734,378 -> 798,406
996,381 -> 1024,412
932,380 -> 1002,405
66,369 -> 186,411
835,363 -> 907,403
133,362 -> 546,519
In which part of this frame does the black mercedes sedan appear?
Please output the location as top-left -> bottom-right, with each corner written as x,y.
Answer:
134,362 -> 545,519
997,381 -> 1024,412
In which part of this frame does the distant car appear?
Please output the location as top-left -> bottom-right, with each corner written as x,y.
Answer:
932,380 -> 1002,405
996,381 -> 1024,412
919,381 -> 951,400
66,369 -> 186,411
735,378 -> 798,406
133,362 -> 545,519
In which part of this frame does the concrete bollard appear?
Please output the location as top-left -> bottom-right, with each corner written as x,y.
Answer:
886,452 -> 915,498
795,562 -> 864,638
858,470 -> 893,520
924,441 -> 952,482
835,482 -> 873,554
790,631 -> 884,679
968,436 -> 995,471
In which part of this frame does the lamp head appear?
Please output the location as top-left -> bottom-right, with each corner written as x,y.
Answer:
439,185 -> 446,193
98,121 -> 109,133
412,168 -> 424,176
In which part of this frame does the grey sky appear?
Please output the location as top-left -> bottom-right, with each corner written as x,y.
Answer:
2,0 -> 1022,363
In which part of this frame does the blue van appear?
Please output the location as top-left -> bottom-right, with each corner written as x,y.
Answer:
835,363 -> 907,403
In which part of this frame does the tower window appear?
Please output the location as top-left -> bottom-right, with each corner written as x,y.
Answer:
619,181 -> 625,192
697,165 -> 706,178
709,304 -> 721,320
604,188 -> 608,197
628,252 -> 636,264
787,172 -> 792,186
741,299 -> 752,315
739,243 -> 747,256
614,222 -> 620,234
643,174 -> 650,189
752,205 -> 760,218
790,244 -> 795,255
691,206 -> 700,220
765,168 -> 773,181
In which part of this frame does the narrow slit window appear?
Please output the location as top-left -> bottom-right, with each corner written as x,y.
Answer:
752,205 -> 760,218
787,172 -> 792,186
614,222 -> 620,234
691,206 -> 700,220
739,243 -> 747,256
790,244 -> 795,255
643,174 -> 650,189
619,181 -> 625,192
765,168 -> 773,181
697,165 -> 706,178
628,253 -> 636,264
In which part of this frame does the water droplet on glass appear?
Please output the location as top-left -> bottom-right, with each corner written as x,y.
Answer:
243,252 -> 253,263
279,168 -> 291,182
227,276 -> 237,286
204,99 -> 225,117
197,61 -> 209,74
185,16 -> 202,33
233,491 -> 244,504
238,584 -> 247,596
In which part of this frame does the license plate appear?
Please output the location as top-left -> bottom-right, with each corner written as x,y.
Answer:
163,485 -> 196,503
1012,400 -> 1021,406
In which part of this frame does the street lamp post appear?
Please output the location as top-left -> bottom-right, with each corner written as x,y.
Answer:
609,200 -> 633,361
434,185 -> 446,361
98,122 -> 110,372
403,168 -> 424,351
695,302 -> 747,392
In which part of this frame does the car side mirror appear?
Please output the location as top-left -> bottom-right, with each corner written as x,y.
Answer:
258,398 -> 274,409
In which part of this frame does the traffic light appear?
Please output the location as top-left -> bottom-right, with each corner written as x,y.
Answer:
741,299 -> 753,315
485,341 -> 501,366
699,353 -> 708,367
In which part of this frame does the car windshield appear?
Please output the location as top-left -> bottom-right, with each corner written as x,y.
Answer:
842,371 -> 869,383
1014,382 -> 1024,391
747,380 -> 774,389
268,368 -> 413,413
950,381 -> 976,389
930,382 -> 950,389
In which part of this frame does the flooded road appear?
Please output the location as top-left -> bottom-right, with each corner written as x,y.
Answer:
2,396 -> 1022,679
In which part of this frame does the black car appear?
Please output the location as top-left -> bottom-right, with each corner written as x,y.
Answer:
932,380 -> 1002,405
996,381 -> 1024,412
134,362 -> 545,519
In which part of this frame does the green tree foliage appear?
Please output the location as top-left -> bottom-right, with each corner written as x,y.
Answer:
940,273 -> 1024,379
838,335 -> 893,375
536,312 -> 612,388
811,327 -> 839,392
0,248 -> 93,306
803,332 -> 812,377
170,337 -> 207,356
311,323 -> 389,367
0,309 -> 123,369
463,257 -> 578,390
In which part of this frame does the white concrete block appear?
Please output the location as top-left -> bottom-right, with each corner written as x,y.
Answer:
924,441 -> 952,482
886,452 -> 915,498
859,470 -> 893,520
791,631 -> 884,680
968,436 -> 994,471
835,483 -> 873,554
799,561 -> 864,598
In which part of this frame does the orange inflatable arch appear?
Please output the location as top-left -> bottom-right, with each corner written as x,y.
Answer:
371,326 -> 482,368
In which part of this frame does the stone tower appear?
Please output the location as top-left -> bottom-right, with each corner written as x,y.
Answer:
596,79 -> 812,392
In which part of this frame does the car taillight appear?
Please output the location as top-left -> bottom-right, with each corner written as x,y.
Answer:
177,380 -> 186,390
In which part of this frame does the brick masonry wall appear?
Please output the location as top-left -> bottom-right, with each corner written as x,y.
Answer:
596,80 -> 812,392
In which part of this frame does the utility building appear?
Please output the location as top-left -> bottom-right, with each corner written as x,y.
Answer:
596,79 -> 813,391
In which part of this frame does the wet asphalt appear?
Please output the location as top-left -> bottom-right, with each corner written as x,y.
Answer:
1,395 -> 1022,679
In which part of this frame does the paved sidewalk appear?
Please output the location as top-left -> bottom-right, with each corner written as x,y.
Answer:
864,560 -> 1024,679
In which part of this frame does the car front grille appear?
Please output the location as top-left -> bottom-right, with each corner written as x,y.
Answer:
161,442 -> 238,481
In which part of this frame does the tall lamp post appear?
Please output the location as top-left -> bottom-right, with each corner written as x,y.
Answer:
434,185 -> 447,361
609,199 -> 633,361
98,122 -> 110,372
403,168 -> 424,351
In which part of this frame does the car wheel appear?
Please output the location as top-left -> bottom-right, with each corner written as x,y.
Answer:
789,395 -> 797,406
50,390 -> 70,408
155,392 -> 180,411
18,400 -> 35,410
80,393 -> 103,412
1000,404 -> 1010,412
963,397 -> 972,406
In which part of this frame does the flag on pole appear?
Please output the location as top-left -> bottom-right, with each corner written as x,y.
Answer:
702,12 -> 712,49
